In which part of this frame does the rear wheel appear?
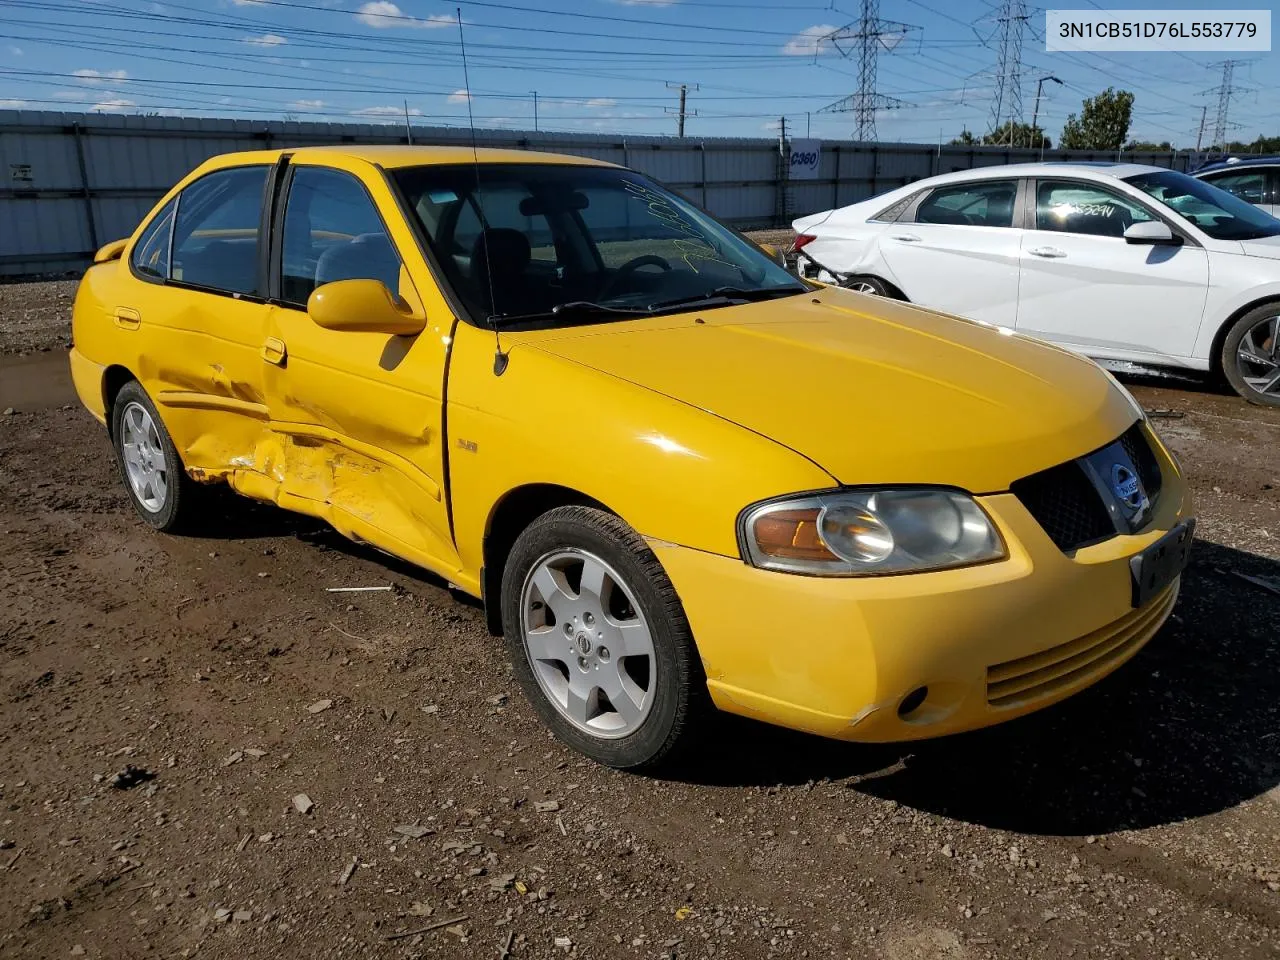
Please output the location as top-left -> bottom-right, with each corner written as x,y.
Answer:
841,275 -> 897,298
500,506 -> 704,770
1222,305 -> 1280,407
111,381 -> 200,531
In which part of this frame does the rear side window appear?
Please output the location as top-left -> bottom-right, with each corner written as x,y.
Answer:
915,181 -> 1016,228
871,192 -> 917,222
280,167 -> 402,305
1035,180 -> 1155,238
171,166 -> 268,297
131,198 -> 176,280
1202,170 -> 1267,205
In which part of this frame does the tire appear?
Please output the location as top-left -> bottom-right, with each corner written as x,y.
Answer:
500,506 -> 705,770
1221,304 -> 1280,407
110,380 -> 200,532
840,275 -> 897,298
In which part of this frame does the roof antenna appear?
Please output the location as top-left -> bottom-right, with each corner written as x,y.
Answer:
457,6 -> 507,376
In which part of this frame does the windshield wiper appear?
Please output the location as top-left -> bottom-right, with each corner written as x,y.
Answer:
645,285 -> 808,313
490,301 -> 653,326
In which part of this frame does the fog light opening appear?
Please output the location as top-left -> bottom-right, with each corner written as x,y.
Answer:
897,686 -> 929,720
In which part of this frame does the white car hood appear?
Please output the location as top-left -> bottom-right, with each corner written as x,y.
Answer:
1239,234 -> 1280,260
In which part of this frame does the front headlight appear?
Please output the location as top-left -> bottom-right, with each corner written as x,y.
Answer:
739,488 -> 1006,576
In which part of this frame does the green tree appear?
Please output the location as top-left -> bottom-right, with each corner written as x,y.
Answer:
1060,88 -> 1134,151
949,122 -> 1049,149
1222,134 -> 1280,154
1123,140 -> 1174,152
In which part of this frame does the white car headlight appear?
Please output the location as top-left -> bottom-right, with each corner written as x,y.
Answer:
740,489 -> 1006,576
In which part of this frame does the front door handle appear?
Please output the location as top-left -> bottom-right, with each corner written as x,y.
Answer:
113,307 -> 141,330
1028,246 -> 1067,259
889,233 -> 922,243
260,337 -> 287,366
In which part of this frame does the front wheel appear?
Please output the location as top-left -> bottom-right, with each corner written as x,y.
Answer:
500,506 -> 704,770
1221,305 -> 1280,406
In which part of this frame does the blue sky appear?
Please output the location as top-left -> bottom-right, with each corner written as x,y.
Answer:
0,0 -> 1276,146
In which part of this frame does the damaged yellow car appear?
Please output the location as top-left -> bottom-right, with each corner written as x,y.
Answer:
70,146 -> 1194,769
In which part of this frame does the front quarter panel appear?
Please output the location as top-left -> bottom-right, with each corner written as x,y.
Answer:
445,322 -> 838,572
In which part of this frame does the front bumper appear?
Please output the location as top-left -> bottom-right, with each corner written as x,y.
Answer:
654,440 -> 1192,743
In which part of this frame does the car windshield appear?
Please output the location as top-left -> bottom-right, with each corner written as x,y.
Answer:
391,163 -> 806,325
1123,170 -> 1280,242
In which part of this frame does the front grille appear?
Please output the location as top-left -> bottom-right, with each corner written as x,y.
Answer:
985,584 -> 1177,708
1119,422 -> 1163,501
1011,460 -> 1114,551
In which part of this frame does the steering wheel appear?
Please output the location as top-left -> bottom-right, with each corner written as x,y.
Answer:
599,254 -> 673,300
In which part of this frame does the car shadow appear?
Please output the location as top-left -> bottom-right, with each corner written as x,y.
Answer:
665,540 -> 1280,836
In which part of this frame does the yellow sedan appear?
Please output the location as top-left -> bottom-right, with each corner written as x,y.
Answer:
68,146 -> 1194,769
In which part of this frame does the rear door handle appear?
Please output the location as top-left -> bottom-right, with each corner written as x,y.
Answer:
113,307 -> 141,330
260,337 -> 287,366
889,233 -> 922,243
1028,246 -> 1067,259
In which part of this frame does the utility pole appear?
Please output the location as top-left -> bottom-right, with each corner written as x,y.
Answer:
1029,75 -> 1062,154
1200,60 -> 1254,157
775,116 -> 790,226
816,0 -> 918,142
986,0 -> 1030,144
1194,105 -> 1207,155
403,99 -> 413,144
665,82 -> 698,138
531,91 -> 539,132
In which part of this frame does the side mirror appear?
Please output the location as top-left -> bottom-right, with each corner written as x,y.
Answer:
758,242 -> 787,268
1124,221 -> 1181,246
94,239 -> 128,264
307,279 -> 426,336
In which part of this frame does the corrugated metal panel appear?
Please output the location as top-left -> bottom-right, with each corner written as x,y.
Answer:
0,109 -> 1191,275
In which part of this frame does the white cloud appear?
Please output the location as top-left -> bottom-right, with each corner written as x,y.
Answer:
585,97 -> 617,108
782,24 -> 839,57
73,68 -> 129,84
92,98 -> 136,112
8,46 -> 22,56
231,0 -> 266,5
355,2 -> 454,29
291,99 -> 324,110
0,98 -> 27,108
352,105 -> 422,117
244,33 -> 287,46
447,88 -> 470,104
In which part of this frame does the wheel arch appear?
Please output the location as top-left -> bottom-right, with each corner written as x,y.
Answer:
480,483 -> 615,636
101,364 -> 137,437
1207,296 -> 1280,377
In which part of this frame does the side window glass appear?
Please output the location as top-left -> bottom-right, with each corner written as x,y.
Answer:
131,198 -> 176,280
915,181 -> 1016,228
1204,171 -> 1266,205
872,193 -> 915,222
1035,180 -> 1154,238
281,167 -> 401,304
171,166 -> 267,296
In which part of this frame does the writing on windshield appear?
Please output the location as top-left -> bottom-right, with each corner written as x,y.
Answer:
622,179 -> 740,274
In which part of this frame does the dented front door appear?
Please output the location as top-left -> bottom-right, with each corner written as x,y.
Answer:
258,160 -> 461,579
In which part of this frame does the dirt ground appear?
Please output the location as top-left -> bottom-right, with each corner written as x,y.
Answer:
1,279 -> 1277,960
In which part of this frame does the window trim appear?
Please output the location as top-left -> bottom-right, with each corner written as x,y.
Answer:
271,162 -> 408,312
128,164 -> 274,302
905,178 -> 1022,229
1028,176 -> 1200,247
128,195 -> 178,286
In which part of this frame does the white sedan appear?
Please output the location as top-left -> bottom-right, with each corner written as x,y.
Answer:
792,162 -> 1280,406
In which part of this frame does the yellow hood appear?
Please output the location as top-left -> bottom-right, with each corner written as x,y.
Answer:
516,288 -> 1138,493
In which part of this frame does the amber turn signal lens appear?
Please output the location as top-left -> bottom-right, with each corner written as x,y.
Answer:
751,508 -> 838,562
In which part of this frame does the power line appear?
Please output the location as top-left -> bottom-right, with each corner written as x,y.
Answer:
984,0 -> 1030,140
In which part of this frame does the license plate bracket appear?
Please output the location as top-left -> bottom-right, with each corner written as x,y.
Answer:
1129,519 -> 1195,608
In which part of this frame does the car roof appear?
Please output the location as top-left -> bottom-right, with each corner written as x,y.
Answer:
198,144 -> 615,172
1195,155 -> 1280,175
908,161 -> 1169,187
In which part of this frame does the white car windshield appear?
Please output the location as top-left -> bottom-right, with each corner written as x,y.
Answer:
391,163 -> 807,326
1124,170 -> 1280,242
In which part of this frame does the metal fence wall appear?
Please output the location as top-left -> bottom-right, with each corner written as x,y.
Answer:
0,109 -> 1190,276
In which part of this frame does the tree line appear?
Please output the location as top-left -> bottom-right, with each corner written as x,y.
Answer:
950,87 -> 1277,156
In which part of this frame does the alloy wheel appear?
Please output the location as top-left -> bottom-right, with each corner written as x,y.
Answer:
848,280 -> 879,295
519,548 -> 655,739
1237,314 -> 1280,397
120,401 -> 169,513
